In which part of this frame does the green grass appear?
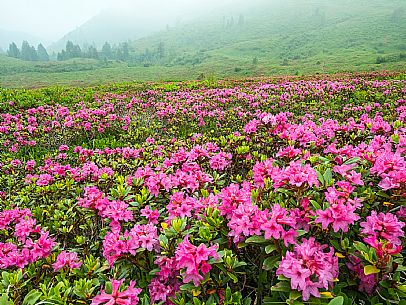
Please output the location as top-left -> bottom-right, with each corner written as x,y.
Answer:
0,0 -> 405,88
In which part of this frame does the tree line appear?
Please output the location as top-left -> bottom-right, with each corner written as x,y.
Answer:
57,41 -> 102,61
6,39 -> 167,65
7,41 -> 49,61
57,40 -> 167,65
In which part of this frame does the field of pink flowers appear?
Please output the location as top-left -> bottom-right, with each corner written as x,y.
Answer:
0,73 -> 405,305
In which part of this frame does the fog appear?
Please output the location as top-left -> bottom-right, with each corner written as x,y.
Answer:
0,0 -> 237,42
0,0 -> 404,58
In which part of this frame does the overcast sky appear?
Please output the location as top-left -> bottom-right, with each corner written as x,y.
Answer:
0,0 -> 236,42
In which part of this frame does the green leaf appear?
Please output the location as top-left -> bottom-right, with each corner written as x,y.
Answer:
265,244 -> 277,254
327,296 -> 344,305
245,236 -> 267,244
22,290 -> 42,305
316,170 -> 324,185
289,290 -> 302,300
0,294 -> 12,305
323,168 -> 333,185
344,157 -> 360,165
310,200 -> 321,210
227,272 -> 239,283
271,281 -> 291,292
353,241 -> 368,253
364,265 -> 380,275
263,256 -> 280,271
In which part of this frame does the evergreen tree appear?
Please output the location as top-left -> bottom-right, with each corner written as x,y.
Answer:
37,43 -> 49,61
57,50 -> 67,61
30,46 -> 38,61
65,41 -> 74,58
101,42 -> 112,59
64,41 -> 82,59
7,42 -> 20,58
87,45 -> 99,59
20,40 -> 33,61
121,42 -> 129,60
116,48 -> 124,61
72,44 -> 82,58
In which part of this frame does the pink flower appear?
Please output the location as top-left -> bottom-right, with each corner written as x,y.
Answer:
360,211 -> 405,246
315,199 -> 361,233
91,279 -> 142,305
14,217 -> 37,242
140,206 -> 160,224
228,201 -> 263,243
261,204 -> 297,245
25,160 -> 36,171
53,251 -> 82,272
252,159 -> 276,188
36,174 -> 54,186
276,238 -> 338,301
103,224 -> 159,266
218,183 -> 252,217
276,146 -> 301,159
175,236 -> 219,287
58,144 -> 69,151
244,119 -> 260,133
209,152 -> 232,171
11,159 -> 22,167
146,137 -> 155,144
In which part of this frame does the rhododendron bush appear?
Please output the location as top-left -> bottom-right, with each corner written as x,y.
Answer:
0,72 -> 406,305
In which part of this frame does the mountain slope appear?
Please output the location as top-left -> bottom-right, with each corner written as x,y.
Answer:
47,12 -> 170,52
128,0 -> 406,73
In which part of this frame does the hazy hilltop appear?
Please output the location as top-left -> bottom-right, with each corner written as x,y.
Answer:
47,0 -> 224,52
47,11 -> 169,52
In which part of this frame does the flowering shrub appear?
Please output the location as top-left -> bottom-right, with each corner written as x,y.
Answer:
0,72 -> 405,304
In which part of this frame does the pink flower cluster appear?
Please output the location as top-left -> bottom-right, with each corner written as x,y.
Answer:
77,186 -> 133,232
253,159 -> 319,190
315,182 -> 362,232
370,151 -> 406,190
360,211 -> 405,248
53,251 -> 82,272
149,256 -> 181,304
131,162 -> 212,196
227,201 -> 297,245
277,238 -> 339,301
217,183 -> 252,217
91,279 -> 142,305
209,152 -> 232,170
167,191 -> 201,220
103,223 -> 160,266
0,208 -> 55,269
175,236 -> 219,286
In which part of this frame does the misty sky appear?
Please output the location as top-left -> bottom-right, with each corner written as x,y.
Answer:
0,0 -> 235,42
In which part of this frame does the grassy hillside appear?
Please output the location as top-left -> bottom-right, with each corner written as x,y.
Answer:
0,0 -> 405,88
131,0 -> 406,73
